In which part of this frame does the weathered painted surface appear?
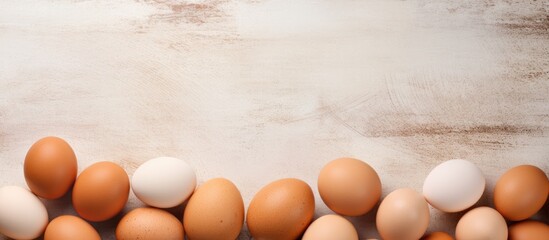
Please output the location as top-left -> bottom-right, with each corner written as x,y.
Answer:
1,0 -> 547,239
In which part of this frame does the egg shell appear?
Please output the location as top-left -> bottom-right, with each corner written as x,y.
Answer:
455,207 -> 507,240
116,207 -> 184,240
183,178 -> 244,240
376,188 -> 430,240
421,231 -> 454,240
318,157 -> 381,216
24,136 -> 77,199
0,186 -> 49,239
246,178 -> 315,240
493,165 -> 549,221
44,215 -> 100,240
508,220 -> 549,240
302,214 -> 358,240
72,161 -> 130,222
423,159 -> 485,212
132,157 -> 196,208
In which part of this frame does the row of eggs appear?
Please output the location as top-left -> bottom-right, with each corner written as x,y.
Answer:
0,136 -> 547,240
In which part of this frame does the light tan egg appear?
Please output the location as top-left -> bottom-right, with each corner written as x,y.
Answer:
246,178 -> 315,240
44,215 -> 100,240
376,188 -> 430,240
302,214 -> 358,240
455,207 -> 507,240
116,208 -> 184,240
183,178 -> 244,240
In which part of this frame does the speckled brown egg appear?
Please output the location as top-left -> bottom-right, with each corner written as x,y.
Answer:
318,157 -> 381,216
72,161 -> 129,222
508,220 -> 549,240
183,178 -> 244,240
44,215 -> 100,240
494,165 -> 549,221
246,178 -> 315,240
116,207 -> 184,240
421,231 -> 454,240
24,136 -> 77,199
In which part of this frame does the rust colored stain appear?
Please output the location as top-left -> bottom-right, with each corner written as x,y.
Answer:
357,124 -> 542,138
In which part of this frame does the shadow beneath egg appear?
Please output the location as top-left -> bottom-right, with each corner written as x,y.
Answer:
527,197 -> 549,224
237,224 -> 252,240
89,212 -> 124,240
426,206 -> 462,237
163,200 -> 187,220
40,188 -> 78,220
348,201 -> 381,240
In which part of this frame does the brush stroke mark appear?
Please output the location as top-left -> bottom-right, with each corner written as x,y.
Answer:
144,0 -> 229,25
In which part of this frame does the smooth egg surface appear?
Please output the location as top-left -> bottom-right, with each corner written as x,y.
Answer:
0,186 -> 49,240
183,178 -> 244,240
494,165 -> 549,221
508,220 -> 549,240
455,207 -> 507,240
376,188 -> 430,240
132,157 -> 196,208
423,159 -> 485,213
72,161 -> 130,222
24,136 -> 77,199
318,157 -> 381,216
302,214 -> 358,240
44,215 -> 100,240
247,178 -> 315,240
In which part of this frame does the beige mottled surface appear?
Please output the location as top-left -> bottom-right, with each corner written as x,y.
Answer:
1,0 -> 548,239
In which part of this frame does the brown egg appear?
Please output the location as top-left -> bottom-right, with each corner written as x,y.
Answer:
318,157 -> 381,216
44,215 -> 100,240
421,231 -> 454,240
24,136 -> 77,199
246,178 -> 315,240
508,220 -> 549,240
183,178 -> 244,240
302,214 -> 358,240
376,188 -> 430,240
72,161 -> 129,222
116,208 -> 184,240
494,165 -> 549,221
455,207 -> 507,240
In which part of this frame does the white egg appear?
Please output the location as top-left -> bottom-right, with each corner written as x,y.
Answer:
132,157 -> 197,208
422,159 -> 485,212
0,186 -> 49,239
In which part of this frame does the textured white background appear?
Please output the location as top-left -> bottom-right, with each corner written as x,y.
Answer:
1,0 -> 548,239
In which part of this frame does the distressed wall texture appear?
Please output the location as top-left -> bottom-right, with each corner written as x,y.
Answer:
1,0 -> 547,239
